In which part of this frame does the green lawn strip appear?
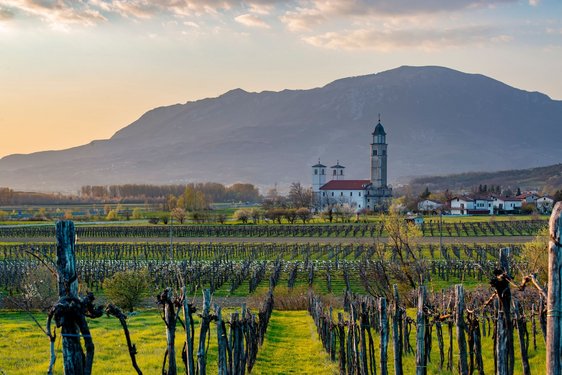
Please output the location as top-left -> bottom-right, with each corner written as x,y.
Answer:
253,310 -> 338,374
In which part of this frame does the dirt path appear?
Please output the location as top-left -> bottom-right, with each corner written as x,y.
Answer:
252,310 -> 338,374
0,235 -> 534,244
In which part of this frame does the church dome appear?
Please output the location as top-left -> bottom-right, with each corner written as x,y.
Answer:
373,121 -> 386,136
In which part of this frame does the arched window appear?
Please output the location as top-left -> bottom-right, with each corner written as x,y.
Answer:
314,169 -> 318,175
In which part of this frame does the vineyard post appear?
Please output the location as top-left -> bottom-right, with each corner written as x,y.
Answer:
455,284 -> 468,375
392,285 -> 403,375
415,286 -> 426,375
547,202 -> 562,375
182,287 -> 195,375
379,297 -> 389,375
56,220 -> 86,375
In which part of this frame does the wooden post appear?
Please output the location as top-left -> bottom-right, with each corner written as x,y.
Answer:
416,286 -> 426,375
547,202 -> 562,375
514,300 -> 531,375
182,287 -> 195,375
197,289 -> 212,375
215,305 -> 228,375
56,220 -> 85,375
392,285 -> 403,375
455,285 -> 468,375
380,297 -> 389,375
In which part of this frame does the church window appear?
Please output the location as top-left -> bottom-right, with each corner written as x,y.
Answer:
359,205 -> 361,208
368,199 -> 370,203
331,192 -> 334,196
321,169 -> 325,175
333,170 -> 336,176
340,192 -> 343,196
382,150 -> 386,156
322,192 -> 326,197
350,192 -> 353,196
340,170 -> 343,175
314,169 -> 318,175
373,150 -> 377,156
359,192 -> 361,197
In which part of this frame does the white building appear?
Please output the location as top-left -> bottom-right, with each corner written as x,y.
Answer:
492,196 -> 522,213
537,196 -> 554,213
450,197 -> 494,215
312,117 -> 392,212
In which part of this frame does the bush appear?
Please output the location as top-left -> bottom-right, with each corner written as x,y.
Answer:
104,269 -> 150,312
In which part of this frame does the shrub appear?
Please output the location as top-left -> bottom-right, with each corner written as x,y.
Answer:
148,217 -> 159,225
104,269 -> 150,312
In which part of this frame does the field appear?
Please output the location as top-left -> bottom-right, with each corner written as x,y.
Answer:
0,217 -> 550,374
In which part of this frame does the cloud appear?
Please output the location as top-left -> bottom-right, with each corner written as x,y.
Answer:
280,8 -> 325,32
2,0 -> 106,26
0,7 -> 14,20
305,0 -> 519,17
303,25 -> 505,51
235,13 -> 270,28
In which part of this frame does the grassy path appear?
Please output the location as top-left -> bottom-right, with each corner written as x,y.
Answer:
253,310 -> 338,374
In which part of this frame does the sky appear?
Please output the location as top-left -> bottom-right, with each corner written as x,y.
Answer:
1,0 -> 561,159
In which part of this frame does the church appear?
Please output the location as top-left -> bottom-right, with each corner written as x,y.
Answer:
312,117 -> 392,212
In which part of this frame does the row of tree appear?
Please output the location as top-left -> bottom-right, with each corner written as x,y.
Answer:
80,182 -> 261,203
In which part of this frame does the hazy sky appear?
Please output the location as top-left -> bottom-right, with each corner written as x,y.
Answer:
1,0 -> 561,158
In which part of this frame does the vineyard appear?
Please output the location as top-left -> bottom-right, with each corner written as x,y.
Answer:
0,213 -> 557,375
0,219 -> 547,238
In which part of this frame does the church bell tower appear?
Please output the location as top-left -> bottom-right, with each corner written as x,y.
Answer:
370,115 -> 387,189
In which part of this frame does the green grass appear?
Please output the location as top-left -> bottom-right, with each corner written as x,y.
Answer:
0,307 -> 546,374
252,310 -> 338,374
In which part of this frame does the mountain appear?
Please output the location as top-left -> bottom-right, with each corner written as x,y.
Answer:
409,163 -> 562,193
1,66 -> 561,193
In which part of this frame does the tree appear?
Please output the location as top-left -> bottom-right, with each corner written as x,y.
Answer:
419,186 -> 431,200
381,203 -> 425,290
296,207 -> 312,223
171,207 -> 187,224
521,226 -> 549,284
234,209 -> 251,224
104,269 -> 151,312
288,182 -> 313,208
250,208 -> 264,224
132,208 -> 143,220
554,190 -> 562,203
106,210 -> 118,221
284,208 -> 298,224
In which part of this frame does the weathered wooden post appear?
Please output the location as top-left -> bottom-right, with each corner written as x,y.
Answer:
56,220 -> 86,375
380,297 -> 389,375
455,285 -> 468,375
215,305 -> 228,375
182,287 -> 196,375
547,202 -> 562,375
392,285 -> 403,375
198,289 -> 212,375
416,286 -> 427,375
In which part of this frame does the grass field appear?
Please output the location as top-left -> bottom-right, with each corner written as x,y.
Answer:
0,308 -> 546,374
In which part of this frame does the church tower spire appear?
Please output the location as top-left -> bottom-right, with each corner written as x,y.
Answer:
370,115 -> 387,188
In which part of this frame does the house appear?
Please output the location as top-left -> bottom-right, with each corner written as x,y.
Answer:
516,192 -> 539,204
417,199 -> 443,213
536,196 -> 555,214
450,196 -> 493,215
492,196 -> 522,214
312,117 -> 392,212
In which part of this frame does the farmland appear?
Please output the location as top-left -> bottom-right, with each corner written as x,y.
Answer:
0,216 -> 550,374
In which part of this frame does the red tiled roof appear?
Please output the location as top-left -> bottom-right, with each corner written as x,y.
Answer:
320,180 -> 370,190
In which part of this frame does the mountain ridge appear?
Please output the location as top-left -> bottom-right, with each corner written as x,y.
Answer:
1,65 -> 561,193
